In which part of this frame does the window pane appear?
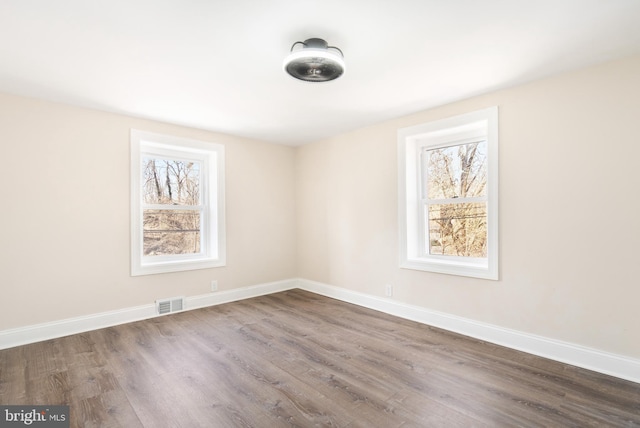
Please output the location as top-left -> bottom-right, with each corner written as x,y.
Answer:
427,203 -> 487,257
426,141 -> 487,199
143,210 -> 201,255
142,158 -> 200,205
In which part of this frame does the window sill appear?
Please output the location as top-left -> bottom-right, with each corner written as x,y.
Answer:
400,257 -> 498,280
131,257 -> 225,276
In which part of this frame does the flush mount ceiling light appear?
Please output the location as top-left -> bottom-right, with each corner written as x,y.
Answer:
283,38 -> 345,82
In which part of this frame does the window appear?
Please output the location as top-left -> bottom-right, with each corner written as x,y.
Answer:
130,130 -> 225,276
398,107 -> 498,279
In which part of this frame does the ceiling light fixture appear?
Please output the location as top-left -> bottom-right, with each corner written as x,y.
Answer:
283,38 -> 345,82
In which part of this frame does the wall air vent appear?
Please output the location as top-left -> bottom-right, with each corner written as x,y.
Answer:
156,297 -> 185,315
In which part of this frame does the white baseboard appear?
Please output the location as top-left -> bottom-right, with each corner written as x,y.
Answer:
2,277 -> 638,384
0,303 -> 157,351
297,278 -> 640,384
0,278 -> 297,350
186,278 -> 298,309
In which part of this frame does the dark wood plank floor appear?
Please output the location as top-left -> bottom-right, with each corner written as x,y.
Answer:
1,289 -> 639,427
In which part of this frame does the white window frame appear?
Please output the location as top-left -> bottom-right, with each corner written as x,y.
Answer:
130,129 -> 226,276
398,107 -> 498,280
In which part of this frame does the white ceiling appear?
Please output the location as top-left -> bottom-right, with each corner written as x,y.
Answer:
1,1 -> 640,145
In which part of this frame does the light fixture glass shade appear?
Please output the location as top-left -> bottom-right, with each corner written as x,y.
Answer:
283,38 -> 345,82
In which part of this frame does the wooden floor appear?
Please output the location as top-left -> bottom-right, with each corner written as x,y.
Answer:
1,290 -> 638,427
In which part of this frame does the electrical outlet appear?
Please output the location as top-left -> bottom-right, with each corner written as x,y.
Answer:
385,284 -> 393,297
211,280 -> 218,292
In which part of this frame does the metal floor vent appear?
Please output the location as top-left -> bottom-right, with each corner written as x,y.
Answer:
156,297 -> 185,315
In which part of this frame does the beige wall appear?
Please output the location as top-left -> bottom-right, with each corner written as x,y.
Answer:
295,55 -> 640,358
0,93 -> 296,330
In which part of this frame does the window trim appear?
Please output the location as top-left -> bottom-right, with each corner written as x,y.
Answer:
130,129 -> 226,276
398,107 -> 499,280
